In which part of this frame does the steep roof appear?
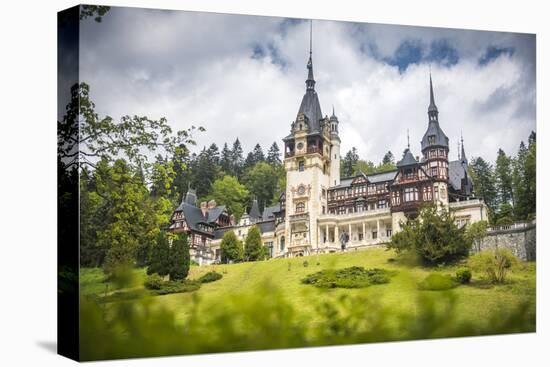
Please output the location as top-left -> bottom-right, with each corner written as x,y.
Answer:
397,148 -> 418,167
330,170 -> 398,189
421,74 -> 449,151
262,203 -> 281,221
248,199 -> 262,221
449,160 -> 473,195
174,201 -> 226,234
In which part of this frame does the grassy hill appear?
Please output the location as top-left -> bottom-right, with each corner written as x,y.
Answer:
79,247 -> 535,360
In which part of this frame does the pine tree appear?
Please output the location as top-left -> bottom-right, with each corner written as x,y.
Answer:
495,148 -> 514,206
382,151 -> 395,165
469,157 -> 498,218
267,142 -> 281,165
220,231 -> 243,263
190,147 -> 221,198
220,142 -> 232,174
206,143 -> 220,165
244,226 -> 265,261
525,132 -> 536,217
342,147 -> 359,177
231,138 -> 244,178
169,232 -> 190,281
147,231 -> 171,277
252,143 -> 265,163
512,141 -> 530,219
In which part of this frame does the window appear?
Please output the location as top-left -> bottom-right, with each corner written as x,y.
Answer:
423,186 -> 432,201
404,187 -> 418,202
280,237 -> 285,251
298,160 -> 305,171
296,202 -> 305,213
391,191 -> 401,206
358,233 -> 363,241
428,135 -> 436,144
372,231 -> 378,239
386,229 -> 392,237
377,200 -> 387,208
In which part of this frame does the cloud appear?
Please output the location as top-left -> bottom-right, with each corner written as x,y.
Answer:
77,6 -> 536,164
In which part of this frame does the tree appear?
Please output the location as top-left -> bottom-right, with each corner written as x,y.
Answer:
231,138 -> 245,178
244,226 -> 266,261
382,151 -> 395,165
169,233 -> 190,281
495,149 -> 514,207
353,160 -> 376,175
465,220 -> 488,253
469,157 -> 497,218
512,141 -> 530,219
220,231 -> 243,263
243,162 -> 279,210
342,147 -> 359,177
97,159 -> 149,275
267,142 -> 281,165
190,147 -> 221,198
387,204 -> 470,265
220,143 -> 232,174
208,176 -> 250,221
148,231 -> 171,277
57,83 -> 201,170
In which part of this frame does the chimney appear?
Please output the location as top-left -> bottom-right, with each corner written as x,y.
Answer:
208,200 -> 217,209
200,201 -> 207,216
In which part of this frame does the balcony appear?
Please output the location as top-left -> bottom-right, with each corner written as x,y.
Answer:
289,213 -> 309,222
285,151 -> 295,158
318,207 -> 391,222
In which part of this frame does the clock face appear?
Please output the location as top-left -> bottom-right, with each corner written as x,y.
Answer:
297,142 -> 304,150
297,185 -> 305,195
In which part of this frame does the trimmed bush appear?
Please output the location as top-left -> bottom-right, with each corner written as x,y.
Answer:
199,271 -> 223,284
155,280 -> 201,295
455,268 -> 472,284
418,273 -> 457,291
144,274 -> 163,290
302,267 -> 394,289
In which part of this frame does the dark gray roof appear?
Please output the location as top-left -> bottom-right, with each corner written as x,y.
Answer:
257,220 -> 276,233
297,89 -> 323,134
248,199 -> 262,221
449,160 -> 473,195
174,201 -> 226,234
213,227 -> 232,240
428,74 -> 438,113
397,149 -> 418,167
184,189 -> 197,206
262,203 -> 281,221
421,121 -> 449,151
330,170 -> 397,189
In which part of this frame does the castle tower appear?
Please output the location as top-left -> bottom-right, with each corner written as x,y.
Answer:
420,73 -> 450,208
329,106 -> 341,186
281,21 -> 334,257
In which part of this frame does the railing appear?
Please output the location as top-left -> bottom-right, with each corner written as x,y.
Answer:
448,198 -> 485,209
397,175 -> 419,184
307,146 -> 321,154
285,151 -> 295,158
289,213 -> 309,222
319,207 -> 391,221
487,220 -> 536,233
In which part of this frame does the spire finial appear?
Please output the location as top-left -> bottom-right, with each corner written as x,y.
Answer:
460,132 -> 466,162
332,104 -> 335,116
305,20 -> 315,90
428,67 -> 438,115
407,129 -> 410,149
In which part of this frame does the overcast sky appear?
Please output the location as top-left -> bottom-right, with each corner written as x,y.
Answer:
77,6 -> 536,164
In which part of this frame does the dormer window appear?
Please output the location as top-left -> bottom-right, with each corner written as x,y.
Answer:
428,135 -> 436,144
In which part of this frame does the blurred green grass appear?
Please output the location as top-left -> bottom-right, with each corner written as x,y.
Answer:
79,247 -> 535,360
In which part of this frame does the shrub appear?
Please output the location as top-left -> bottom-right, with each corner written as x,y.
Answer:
303,260 -> 309,267
469,248 -> 518,284
244,226 -> 266,261
143,274 -> 163,290
387,204 -> 470,265
220,231 -> 243,263
302,267 -> 394,289
147,231 -> 171,276
155,280 -> 201,295
169,232 -> 190,281
418,273 -> 458,291
199,271 -> 223,283
455,268 -> 472,284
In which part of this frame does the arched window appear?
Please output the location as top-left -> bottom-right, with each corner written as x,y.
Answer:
296,202 -> 305,213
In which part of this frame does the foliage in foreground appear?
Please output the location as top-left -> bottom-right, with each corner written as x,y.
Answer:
198,271 -> 223,283
301,267 -> 394,288
387,204 -> 470,265
80,279 -> 535,361
469,248 -> 519,284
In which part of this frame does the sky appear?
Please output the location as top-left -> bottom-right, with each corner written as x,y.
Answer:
75,6 -> 536,164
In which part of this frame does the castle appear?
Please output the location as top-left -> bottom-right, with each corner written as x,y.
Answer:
169,28 -> 488,265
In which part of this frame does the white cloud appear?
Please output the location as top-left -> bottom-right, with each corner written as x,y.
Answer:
78,7 -> 536,164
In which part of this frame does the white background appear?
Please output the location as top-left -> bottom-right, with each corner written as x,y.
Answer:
0,0 -> 547,366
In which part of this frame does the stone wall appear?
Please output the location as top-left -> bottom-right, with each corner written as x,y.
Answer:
476,220 -> 536,261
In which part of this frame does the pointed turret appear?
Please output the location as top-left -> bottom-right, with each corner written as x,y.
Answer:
421,73 -> 449,153
460,134 -> 467,164
248,198 -> 262,222
295,20 -> 323,134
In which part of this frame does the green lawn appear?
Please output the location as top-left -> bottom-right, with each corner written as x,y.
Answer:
79,248 -> 535,359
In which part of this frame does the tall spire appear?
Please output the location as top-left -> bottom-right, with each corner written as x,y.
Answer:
407,129 -> 410,149
306,20 -> 315,91
428,71 -> 438,114
460,133 -> 467,163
